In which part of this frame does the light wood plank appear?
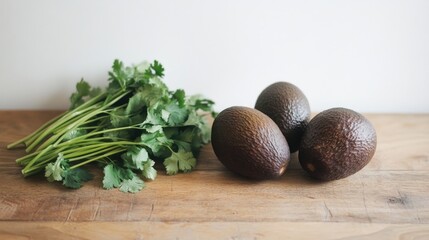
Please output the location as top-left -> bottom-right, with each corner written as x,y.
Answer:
0,169 -> 427,223
365,114 -> 429,171
0,222 -> 428,240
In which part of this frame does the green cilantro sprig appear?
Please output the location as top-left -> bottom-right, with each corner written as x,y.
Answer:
8,59 -> 216,193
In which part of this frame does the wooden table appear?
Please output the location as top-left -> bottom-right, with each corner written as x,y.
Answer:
0,111 -> 428,239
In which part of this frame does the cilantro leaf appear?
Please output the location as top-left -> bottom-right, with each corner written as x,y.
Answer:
187,95 -> 217,117
177,150 -> 197,172
119,175 -> 145,193
103,163 -> 135,189
102,164 -> 122,189
110,108 -> 130,128
45,162 -> 63,182
103,163 -> 148,193
117,167 -> 135,180
122,146 -> 149,170
76,80 -> 91,96
131,147 -> 149,164
143,106 -> 166,126
194,99 -> 215,112
142,160 -> 157,180
144,60 -> 165,78
174,127 -> 195,143
173,89 -> 186,107
145,125 -> 162,133
140,129 -> 173,155
134,61 -> 151,74
89,87 -> 102,98
161,109 -> 170,123
163,148 -> 197,175
198,118 -> 212,144
139,85 -> 168,108
163,156 -> 178,175
62,168 -> 93,189
164,101 -> 188,126
183,111 -> 201,126
45,153 -> 67,182
125,92 -> 147,115
69,79 -> 93,109
174,140 -> 192,152
152,60 -> 165,77
108,59 -> 128,91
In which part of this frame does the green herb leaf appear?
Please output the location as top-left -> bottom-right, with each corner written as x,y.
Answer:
119,175 -> 145,193
62,168 -> 93,189
163,148 -> 197,175
194,99 -> 215,112
164,101 -> 188,126
45,162 -> 63,182
144,60 -> 165,78
142,160 -> 157,180
89,87 -> 102,98
69,79 -> 92,109
140,129 -> 173,155
140,85 -> 168,108
117,167 -> 135,180
125,93 -> 146,115
144,106 -> 166,126
176,149 -> 197,172
45,153 -> 69,182
102,164 -> 122,189
76,79 -> 91,96
103,163 -> 146,193
163,156 -> 178,175
109,59 -> 128,91
173,89 -> 186,107
110,108 -> 130,128
152,60 -> 165,77
122,146 -> 149,170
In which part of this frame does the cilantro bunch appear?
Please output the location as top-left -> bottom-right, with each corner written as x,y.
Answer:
8,59 -> 215,193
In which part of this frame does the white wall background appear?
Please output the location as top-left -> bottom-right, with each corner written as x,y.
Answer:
1,0 -> 428,113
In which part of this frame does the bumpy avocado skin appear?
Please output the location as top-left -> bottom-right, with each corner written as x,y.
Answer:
255,82 -> 311,153
299,108 -> 377,181
211,106 -> 291,180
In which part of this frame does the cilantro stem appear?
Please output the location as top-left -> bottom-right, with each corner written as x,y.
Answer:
6,112 -> 66,149
55,136 -> 116,147
66,145 -> 121,162
69,148 -> 125,169
24,107 -> 100,152
23,144 -> 54,172
53,126 -> 142,147
21,139 -> 146,175
21,145 -> 125,176
24,90 -> 128,153
32,108 -> 107,152
15,137 -> 114,165
21,93 -> 107,148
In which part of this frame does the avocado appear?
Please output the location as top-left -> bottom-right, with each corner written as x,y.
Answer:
255,82 -> 310,153
211,106 -> 290,179
299,107 -> 377,181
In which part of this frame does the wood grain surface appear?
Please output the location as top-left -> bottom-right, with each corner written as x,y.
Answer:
0,111 -> 428,239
